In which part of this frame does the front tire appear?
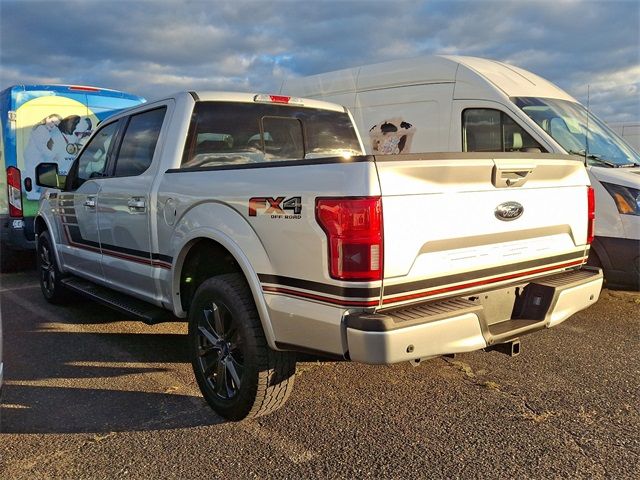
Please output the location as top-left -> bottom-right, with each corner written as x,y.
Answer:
188,273 -> 296,421
37,231 -> 69,304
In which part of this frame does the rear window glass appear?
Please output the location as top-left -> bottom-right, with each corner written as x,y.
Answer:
181,102 -> 362,168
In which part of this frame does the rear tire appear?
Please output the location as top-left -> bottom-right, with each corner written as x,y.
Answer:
587,249 -> 603,269
188,273 -> 296,421
37,231 -> 69,304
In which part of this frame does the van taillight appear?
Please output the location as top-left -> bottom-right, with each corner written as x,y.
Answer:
6,167 -> 23,218
316,197 -> 383,281
587,186 -> 595,244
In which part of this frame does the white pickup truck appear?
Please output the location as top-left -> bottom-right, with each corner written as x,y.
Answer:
34,91 -> 603,420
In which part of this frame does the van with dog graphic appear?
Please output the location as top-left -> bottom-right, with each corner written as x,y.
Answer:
0,84 -> 145,271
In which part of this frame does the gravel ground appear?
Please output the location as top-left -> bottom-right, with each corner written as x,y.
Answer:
1,269 -> 638,479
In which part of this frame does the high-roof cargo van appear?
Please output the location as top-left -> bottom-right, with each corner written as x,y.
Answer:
282,56 -> 640,289
0,84 -> 146,271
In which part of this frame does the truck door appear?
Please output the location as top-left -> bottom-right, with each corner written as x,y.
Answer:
56,120 -> 121,280
96,106 -> 167,302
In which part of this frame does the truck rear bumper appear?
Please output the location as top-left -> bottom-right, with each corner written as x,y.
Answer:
345,267 -> 603,364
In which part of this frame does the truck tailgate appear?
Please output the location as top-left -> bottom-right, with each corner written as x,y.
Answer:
376,153 -> 591,308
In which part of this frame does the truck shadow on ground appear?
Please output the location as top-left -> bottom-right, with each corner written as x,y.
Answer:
2,288 -> 226,433
1,384 -> 224,434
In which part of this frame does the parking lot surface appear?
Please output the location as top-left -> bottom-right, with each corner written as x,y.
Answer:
1,269 -> 639,479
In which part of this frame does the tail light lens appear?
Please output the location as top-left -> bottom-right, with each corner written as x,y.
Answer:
316,197 -> 383,281
587,186 -> 595,244
6,167 -> 23,218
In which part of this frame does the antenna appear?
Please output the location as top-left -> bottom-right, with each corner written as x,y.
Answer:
585,84 -> 590,165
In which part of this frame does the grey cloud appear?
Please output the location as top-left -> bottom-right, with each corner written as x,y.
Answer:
1,0 -> 638,121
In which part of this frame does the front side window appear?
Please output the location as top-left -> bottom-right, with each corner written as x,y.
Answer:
72,121 -> 119,188
462,109 -> 544,152
114,107 -> 166,177
181,102 -> 362,169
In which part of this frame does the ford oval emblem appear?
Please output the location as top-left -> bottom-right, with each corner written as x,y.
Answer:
495,201 -> 524,221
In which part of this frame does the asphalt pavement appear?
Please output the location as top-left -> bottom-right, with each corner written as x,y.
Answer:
0,268 -> 638,479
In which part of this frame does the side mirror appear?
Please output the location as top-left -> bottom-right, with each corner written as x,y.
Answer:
36,163 -> 66,190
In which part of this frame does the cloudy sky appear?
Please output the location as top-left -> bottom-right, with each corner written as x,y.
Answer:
1,0 -> 638,122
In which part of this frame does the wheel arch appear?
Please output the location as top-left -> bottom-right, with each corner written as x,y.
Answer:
172,229 -> 277,349
34,213 -> 65,272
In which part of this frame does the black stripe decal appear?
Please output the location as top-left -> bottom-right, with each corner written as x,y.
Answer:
100,242 -> 151,260
166,155 -> 374,174
66,225 -> 172,266
67,226 -> 100,248
384,251 -> 586,296
258,273 -> 380,298
152,253 -> 173,263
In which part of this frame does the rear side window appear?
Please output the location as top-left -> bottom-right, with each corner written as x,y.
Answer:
181,102 -> 361,169
114,107 -> 166,177
462,109 -> 544,152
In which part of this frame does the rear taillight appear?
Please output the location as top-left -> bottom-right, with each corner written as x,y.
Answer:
587,186 -> 595,244
316,197 -> 383,281
6,167 -> 23,218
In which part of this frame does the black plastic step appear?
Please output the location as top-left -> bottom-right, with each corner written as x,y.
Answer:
346,297 -> 483,332
61,277 -> 175,325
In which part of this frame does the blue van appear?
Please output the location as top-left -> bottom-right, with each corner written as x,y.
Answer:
0,85 -> 145,271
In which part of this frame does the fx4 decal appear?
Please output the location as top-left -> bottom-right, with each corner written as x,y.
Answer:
249,196 -> 302,218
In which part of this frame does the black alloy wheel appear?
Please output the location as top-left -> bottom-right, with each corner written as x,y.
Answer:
36,231 -> 68,304
188,273 -> 296,421
39,239 -> 56,297
196,300 -> 245,400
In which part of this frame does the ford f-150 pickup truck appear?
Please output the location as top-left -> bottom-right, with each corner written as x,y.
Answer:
34,91 -> 603,420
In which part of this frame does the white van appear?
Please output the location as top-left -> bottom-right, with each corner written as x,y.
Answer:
281,55 -> 640,289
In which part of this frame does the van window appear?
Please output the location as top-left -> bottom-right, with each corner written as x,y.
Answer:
181,102 -> 361,169
72,121 -> 120,189
114,107 -> 166,177
462,109 -> 544,152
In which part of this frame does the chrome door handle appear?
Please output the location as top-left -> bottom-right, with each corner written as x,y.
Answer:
127,197 -> 146,212
84,197 -> 96,208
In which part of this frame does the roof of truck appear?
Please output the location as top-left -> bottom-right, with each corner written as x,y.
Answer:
174,91 -> 349,113
281,55 -> 577,103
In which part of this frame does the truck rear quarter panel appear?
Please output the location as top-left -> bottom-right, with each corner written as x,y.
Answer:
157,159 -> 381,354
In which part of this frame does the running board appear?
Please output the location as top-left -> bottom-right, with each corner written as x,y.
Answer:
61,277 -> 175,325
